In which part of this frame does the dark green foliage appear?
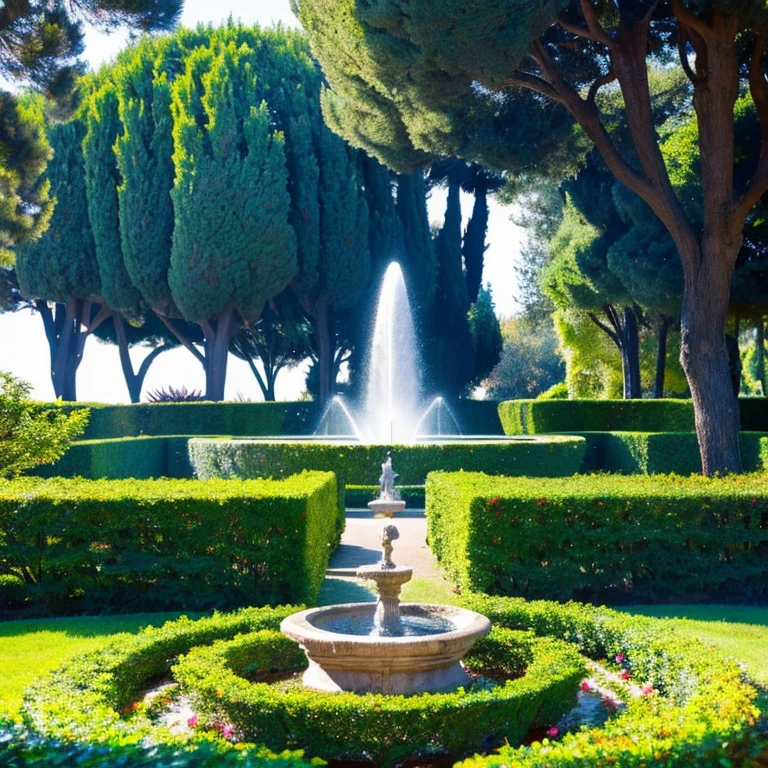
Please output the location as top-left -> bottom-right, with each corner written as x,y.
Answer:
146,385 -> 204,402
31,436 -> 175,480
0,473 -> 340,614
0,94 -> 53,266
51,401 -> 320,440
468,287 -> 503,390
0,573 -> 25,607
457,595 -> 765,767
189,436 -> 586,487
498,398 -> 697,434
576,430 -> 768,475
427,472 -> 768,603
172,628 -> 583,764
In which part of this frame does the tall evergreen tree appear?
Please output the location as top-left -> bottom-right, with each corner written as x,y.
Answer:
169,43 -> 297,401
297,0 -> 768,475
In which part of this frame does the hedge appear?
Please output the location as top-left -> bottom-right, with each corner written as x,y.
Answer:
455,595 -> 766,767
576,430 -> 768,475
189,436 -> 586,487
426,471 -> 768,603
0,473 -> 341,614
173,627 -> 584,764
17,601 -> 766,767
499,397 -> 768,435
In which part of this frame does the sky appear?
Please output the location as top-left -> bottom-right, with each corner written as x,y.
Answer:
0,0 -> 526,404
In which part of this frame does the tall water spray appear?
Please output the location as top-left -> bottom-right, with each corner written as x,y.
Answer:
363,263 -> 422,442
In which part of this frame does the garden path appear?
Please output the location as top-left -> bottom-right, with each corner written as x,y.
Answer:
321,508 -> 454,605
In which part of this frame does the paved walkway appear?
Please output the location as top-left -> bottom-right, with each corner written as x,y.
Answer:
321,508 -> 452,604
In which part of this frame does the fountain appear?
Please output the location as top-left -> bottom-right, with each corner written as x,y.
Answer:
367,450 -> 406,518
280,504 -> 490,694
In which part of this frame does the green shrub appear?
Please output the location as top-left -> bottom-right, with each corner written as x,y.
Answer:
0,717 -> 317,767
50,402 -> 319,441
426,472 -> 768,603
498,399 -> 696,434
536,382 -> 568,400
189,436 -> 586,487
173,627 -> 583,765
576,431 -> 768,474
0,473 -> 341,614
0,573 -> 25,607
455,596 -> 766,767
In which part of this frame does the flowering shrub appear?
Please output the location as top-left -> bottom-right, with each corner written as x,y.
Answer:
426,471 -> 768,603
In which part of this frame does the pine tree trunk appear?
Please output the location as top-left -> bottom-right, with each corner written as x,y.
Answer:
680,255 -> 742,475
204,308 -> 235,402
757,320 -> 767,396
654,316 -> 671,399
622,307 -> 641,399
316,300 -> 333,404
50,298 -> 83,401
113,313 -> 142,403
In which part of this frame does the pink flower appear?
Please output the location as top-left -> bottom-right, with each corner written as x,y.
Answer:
641,683 -> 654,695
615,653 -> 625,664
187,715 -> 198,728
546,727 -> 559,738
620,670 -> 631,681
221,724 -> 234,739
580,681 -> 591,692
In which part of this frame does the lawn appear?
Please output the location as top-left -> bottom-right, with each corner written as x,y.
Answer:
619,605 -> 768,682
0,613 -> 198,717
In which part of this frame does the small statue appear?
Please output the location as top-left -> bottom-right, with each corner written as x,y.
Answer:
380,524 -> 399,569
378,451 -> 398,501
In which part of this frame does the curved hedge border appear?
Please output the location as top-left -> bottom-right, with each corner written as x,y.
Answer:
189,436 -> 586,486
17,601 -> 766,766
456,595 -> 766,767
172,627 -> 584,764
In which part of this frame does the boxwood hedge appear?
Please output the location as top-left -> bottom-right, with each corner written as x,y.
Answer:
16,600 -> 765,767
172,627 -> 584,765
426,471 -> 768,603
498,397 -> 768,435
455,595 -> 766,767
0,473 -> 341,614
189,436 -> 586,487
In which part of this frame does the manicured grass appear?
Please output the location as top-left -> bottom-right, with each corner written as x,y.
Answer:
619,605 -> 768,682
0,613 -> 199,716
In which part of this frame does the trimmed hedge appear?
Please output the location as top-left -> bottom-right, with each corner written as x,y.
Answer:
455,595 -> 766,767
576,430 -> 768,474
189,436 -> 586,486
426,471 -> 768,603
18,601 -> 766,767
0,473 -> 341,614
499,399 -> 696,434
49,402 -> 319,441
173,627 -> 584,764
499,397 -> 768,435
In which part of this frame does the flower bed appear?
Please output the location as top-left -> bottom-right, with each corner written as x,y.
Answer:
172,627 -> 584,764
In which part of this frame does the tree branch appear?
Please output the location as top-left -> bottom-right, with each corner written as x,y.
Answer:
734,34 -> 768,222
587,310 -> 620,346
677,24 -> 698,84
670,0 -> 712,44
587,67 -> 616,105
159,316 -> 206,366
579,0 -> 612,46
501,72 -> 563,102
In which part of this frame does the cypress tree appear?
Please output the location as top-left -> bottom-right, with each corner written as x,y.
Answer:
169,42 -> 297,400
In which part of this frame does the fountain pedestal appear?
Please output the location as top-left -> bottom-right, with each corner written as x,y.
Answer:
367,499 -> 406,518
356,564 -> 412,634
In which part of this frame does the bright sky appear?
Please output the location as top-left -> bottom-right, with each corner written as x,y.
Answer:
0,0 -> 525,404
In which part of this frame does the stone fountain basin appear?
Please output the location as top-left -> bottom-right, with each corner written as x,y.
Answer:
280,602 -> 491,695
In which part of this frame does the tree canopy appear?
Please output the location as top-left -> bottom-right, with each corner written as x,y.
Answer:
297,0 -> 768,474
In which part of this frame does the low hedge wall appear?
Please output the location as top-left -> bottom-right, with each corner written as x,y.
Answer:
189,436 -> 586,487
455,595 -> 765,767
576,430 -> 768,474
0,473 -> 341,614
50,401 -> 319,441
500,397 -> 768,435
17,601 -> 765,766
426,472 -> 768,603
172,627 -> 584,764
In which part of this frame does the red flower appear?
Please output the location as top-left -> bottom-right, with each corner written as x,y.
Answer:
641,683 -> 654,695
536,498 -> 547,506
490,497 -> 501,505
580,681 -> 591,692
620,670 -> 631,681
